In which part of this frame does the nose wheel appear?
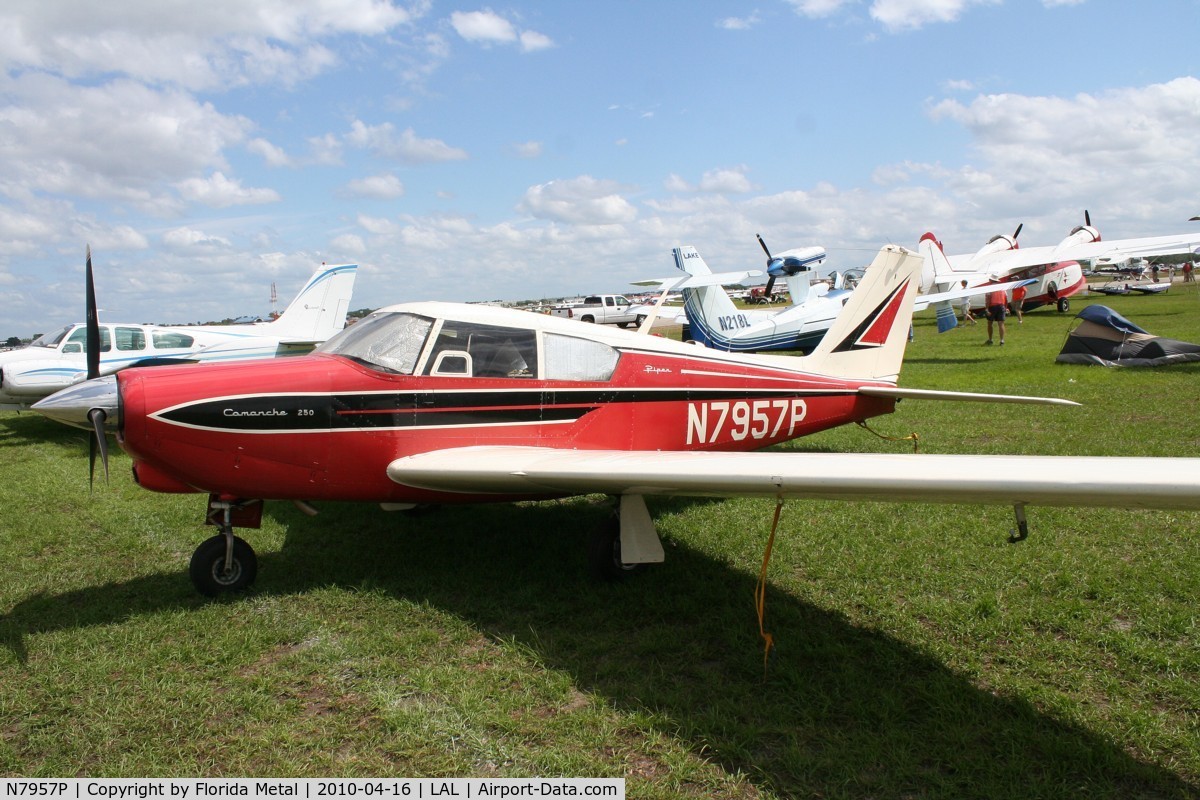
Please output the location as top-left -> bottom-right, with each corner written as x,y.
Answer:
190,496 -> 261,596
189,532 -> 258,596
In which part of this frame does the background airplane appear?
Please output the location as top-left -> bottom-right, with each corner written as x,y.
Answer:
918,212 -> 1200,316
0,253 -> 358,410
33,244 -> 1200,600
665,241 -> 1028,352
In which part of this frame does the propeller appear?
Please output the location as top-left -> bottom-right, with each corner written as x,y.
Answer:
1085,209 -> 1092,227
1012,223 -> 1023,243
83,245 -> 109,485
756,233 -> 777,296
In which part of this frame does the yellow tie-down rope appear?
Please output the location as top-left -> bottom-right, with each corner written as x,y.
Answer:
754,498 -> 785,680
856,419 -> 920,453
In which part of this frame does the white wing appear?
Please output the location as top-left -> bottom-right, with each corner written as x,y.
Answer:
964,233 -> 1200,274
388,446 -> 1200,511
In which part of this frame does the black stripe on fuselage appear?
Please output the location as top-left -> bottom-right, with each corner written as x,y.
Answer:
153,387 -> 857,432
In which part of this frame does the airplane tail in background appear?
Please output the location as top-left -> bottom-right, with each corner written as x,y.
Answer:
918,232 -> 960,292
672,246 -> 746,342
781,245 -> 922,383
262,263 -> 359,344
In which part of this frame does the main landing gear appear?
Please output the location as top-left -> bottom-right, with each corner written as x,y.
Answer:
189,495 -> 262,596
588,495 -> 666,581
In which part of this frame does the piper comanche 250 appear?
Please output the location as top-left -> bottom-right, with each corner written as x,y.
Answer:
34,245 -> 1200,596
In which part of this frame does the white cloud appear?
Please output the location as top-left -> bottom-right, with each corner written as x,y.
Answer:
0,74 -> 253,206
785,0 -> 858,19
0,0 -> 421,91
331,233 -> 367,255
870,0 -> 998,32
346,120 -> 469,163
518,176 -> 638,225
718,13 -> 761,30
449,9 -> 554,52
342,173 -> 405,199
248,138 -> 293,167
175,171 -> 282,207
162,226 -> 232,249
511,140 -> 544,159
663,167 -> 755,194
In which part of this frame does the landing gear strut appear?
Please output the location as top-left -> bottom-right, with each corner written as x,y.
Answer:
190,496 -> 261,596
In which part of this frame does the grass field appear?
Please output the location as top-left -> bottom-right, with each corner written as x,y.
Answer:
2,283 -> 1199,797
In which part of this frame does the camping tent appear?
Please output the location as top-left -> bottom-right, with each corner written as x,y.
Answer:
1056,305 -> 1200,367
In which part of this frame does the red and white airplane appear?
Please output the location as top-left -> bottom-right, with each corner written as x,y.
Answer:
919,213 -> 1200,317
33,245 -> 1200,597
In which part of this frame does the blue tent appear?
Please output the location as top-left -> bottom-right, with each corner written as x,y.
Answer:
1056,305 -> 1200,367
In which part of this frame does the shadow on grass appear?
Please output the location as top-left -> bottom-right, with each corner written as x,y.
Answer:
2,498 -> 1195,797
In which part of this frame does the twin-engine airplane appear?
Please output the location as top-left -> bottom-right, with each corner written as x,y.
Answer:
0,256 -> 358,410
919,213 -> 1200,320
33,245 -> 1200,597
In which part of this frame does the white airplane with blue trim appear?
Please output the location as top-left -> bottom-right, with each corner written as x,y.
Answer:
662,240 -> 1026,353
0,259 -> 358,410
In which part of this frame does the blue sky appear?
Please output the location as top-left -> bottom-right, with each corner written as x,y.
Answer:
2,0 -> 1198,337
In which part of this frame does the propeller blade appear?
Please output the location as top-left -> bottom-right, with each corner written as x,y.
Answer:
85,245 -> 100,381
87,408 -> 109,486
764,275 -> 776,297
1012,223 -> 1023,241
756,233 -> 772,261
1085,209 -> 1092,227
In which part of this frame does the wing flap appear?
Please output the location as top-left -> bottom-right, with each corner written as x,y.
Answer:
387,446 -> 1200,511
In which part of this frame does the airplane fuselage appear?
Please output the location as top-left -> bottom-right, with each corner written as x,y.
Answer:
116,333 -> 895,505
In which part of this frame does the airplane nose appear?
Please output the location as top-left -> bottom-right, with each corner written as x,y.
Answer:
32,375 -> 121,431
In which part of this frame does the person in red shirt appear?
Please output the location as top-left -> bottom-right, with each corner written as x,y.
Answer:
1009,283 -> 1026,323
985,284 -> 1007,345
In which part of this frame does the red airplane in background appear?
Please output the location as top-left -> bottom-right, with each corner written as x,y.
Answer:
919,212 -> 1200,316
34,245 -> 1200,597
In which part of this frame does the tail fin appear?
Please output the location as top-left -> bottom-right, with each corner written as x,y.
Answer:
263,263 -> 358,343
918,232 -> 952,292
793,245 -> 922,382
673,246 -> 746,351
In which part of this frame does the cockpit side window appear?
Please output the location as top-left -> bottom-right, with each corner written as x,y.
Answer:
422,322 -> 537,378
65,326 -> 112,353
316,312 -> 433,375
543,333 -> 619,381
115,327 -> 146,351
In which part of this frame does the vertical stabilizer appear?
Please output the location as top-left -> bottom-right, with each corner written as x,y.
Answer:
673,246 -> 745,350
263,264 -> 359,343
792,245 -> 922,383
918,232 -> 952,292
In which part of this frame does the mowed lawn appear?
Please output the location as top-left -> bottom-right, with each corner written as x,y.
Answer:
2,284 -> 1199,798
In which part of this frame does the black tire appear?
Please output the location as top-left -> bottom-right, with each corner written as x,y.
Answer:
635,315 -> 647,327
588,514 -> 643,582
1057,297 -> 1070,313
580,315 -> 595,323
189,534 -> 258,596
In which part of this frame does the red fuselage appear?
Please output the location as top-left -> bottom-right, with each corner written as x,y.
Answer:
115,350 -> 895,505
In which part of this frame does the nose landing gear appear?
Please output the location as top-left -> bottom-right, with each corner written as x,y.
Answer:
190,495 -> 262,596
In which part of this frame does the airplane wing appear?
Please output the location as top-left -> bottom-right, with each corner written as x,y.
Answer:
913,277 -> 1034,310
964,233 -> 1200,274
387,445 -> 1200,511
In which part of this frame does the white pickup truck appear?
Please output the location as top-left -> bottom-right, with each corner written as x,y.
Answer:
550,294 -> 647,328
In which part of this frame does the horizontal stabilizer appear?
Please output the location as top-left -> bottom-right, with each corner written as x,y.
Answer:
858,386 -> 1080,406
633,270 -> 763,289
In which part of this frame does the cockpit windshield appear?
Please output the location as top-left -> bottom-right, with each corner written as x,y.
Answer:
316,311 -> 433,375
30,325 -> 73,348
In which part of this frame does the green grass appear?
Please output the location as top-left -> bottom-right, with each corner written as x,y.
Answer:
2,284 -> 1200,797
